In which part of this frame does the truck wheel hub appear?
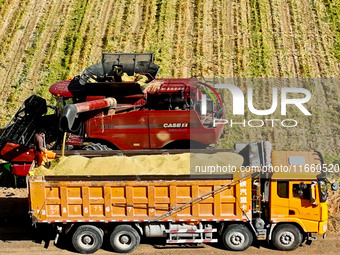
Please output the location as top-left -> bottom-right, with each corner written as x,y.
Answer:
230,232 -> 245,245
82,235 -> 93,245
280,232 -> 294,245
120,235 -> 130,244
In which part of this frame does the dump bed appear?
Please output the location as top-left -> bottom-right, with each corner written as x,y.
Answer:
28,175 -> 252,224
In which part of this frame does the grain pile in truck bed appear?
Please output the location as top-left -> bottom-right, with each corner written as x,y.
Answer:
32,152 -> 243,176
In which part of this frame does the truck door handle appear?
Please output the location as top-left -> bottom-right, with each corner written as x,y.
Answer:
289,210 -> 295,215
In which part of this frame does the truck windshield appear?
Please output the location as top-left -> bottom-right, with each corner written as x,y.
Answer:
318,179 -> 327,202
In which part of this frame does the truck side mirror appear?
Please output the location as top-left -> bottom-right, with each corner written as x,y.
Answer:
331,183 -> 339,191
310,182 -> 317,206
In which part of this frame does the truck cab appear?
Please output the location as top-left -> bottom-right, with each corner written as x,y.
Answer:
268,150 -> 329,250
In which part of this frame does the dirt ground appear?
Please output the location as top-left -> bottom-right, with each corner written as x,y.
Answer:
0,225 -> 339,255
0,188 -> 339,254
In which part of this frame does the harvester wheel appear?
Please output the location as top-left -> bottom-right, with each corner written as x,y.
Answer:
72,225 -> 103,254
110,225 -> 140,253
222,224 -> 253,251
272,224 -> 302,251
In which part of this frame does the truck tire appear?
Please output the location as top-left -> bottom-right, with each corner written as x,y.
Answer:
72,225 -> 103,254
222,224 -> 253,251
110,225 -> 140,253
272,224 -> 303,251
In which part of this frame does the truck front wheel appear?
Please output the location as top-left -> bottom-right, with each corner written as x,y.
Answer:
110,225 -> 140,253
72,225 -> 103,254
222,224 -> 253,251
272,224 -> 303,251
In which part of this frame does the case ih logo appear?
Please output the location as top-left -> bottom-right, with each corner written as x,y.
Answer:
202,84 -> 312,128
163,123 -> 189,128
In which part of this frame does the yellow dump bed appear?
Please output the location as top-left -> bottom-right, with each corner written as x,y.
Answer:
28,175 -> 251,223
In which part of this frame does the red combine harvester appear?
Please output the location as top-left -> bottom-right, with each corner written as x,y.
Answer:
0,53 -> 225,174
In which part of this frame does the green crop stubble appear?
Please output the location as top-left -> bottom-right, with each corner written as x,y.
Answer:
36,0 -> 75,99
249,0 -> 274,77
0,0 -> 7,8
322,0 -> 340,62
61,0 -> 89,75
37,0 -> 88,99
0,0 -> 29,57
103,0 -> 127,52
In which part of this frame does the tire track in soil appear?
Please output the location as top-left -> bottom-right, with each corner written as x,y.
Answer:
309,0 -> 337,76
102,0 -> 126,52
0,0 -> 75,117
268,0 -> 283,77
88,0 -> 116,66
201,0 -> 214,78
115,0 -> 133,52
293,0 -> 313,77
283,0 -> 300,77
129,0 -> 144,52
212,0 -> 222,77
106,0 -> 128,52
232,0 -> 244,77
0,0 -> 48,99
138,0 -> 157,53
191,0 -> 201,77
0,0 -> 25,55
172,0 -> 181,78
68,0 -> 99,75
135,0 -> 150,53
0,0 -> 30,85
62,0 -> 90,76
275,0 -> 294,77
120,0 -> 142,53
23,1 -> 67,96
220,0 -> 234,77
0,0 -> 48,122
298,0 -> 323,77
34,0 -> 80,98
173,0 -> 194,78
260,0 -> 278,77
242,0 -> 253,77
182,0 -> 193,78
154,0 -> 177,78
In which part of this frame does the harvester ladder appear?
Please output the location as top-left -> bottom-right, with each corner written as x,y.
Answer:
150,172 -> 254,222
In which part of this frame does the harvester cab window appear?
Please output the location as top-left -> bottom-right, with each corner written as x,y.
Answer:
293,183 -> 311,199
277,181 -> 289,198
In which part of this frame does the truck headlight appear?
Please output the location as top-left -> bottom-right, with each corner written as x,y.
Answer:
323,224 -> 327,232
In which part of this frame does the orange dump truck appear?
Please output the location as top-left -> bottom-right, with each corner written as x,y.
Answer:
27,141 -> 337,253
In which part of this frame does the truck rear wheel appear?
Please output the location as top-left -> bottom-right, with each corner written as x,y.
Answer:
272,224 -> 303,251
72,225 -> 103,254
110,225 -> 140,253
222,224 -> 253,251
